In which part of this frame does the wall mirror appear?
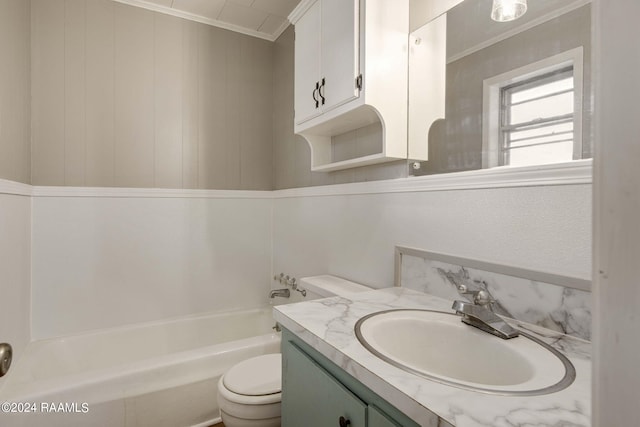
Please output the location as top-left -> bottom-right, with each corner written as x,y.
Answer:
408,0 -> 592,176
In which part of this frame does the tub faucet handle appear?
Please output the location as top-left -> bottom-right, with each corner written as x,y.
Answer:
0,343 -> 12,377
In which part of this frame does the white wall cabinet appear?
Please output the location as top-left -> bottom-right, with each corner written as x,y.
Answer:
293,0 -> 322,124
294,0 -> 359,125
289,0 -> 414,172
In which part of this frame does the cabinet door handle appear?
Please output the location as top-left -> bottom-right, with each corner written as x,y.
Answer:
339,416 -> 351,427
313,81 -> 320,108
319,77 -> 326,105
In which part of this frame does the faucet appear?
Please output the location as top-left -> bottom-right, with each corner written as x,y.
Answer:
269,288 -> 290,298
452,300 -> 519,339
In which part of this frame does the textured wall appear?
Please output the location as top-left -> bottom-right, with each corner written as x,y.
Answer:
273,183 -> 592,290
0,0 -> 31,184
31,0 -> 273,190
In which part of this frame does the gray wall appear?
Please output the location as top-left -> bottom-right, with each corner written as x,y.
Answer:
0,0 -> 31,184
418,5 -> 592,175
31,0 -> 273,190
15,1 -> 437,191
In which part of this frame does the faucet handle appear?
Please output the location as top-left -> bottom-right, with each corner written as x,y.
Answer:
473,289 -> 494,306
456,284 -> 472,294
457,285 -> 495,308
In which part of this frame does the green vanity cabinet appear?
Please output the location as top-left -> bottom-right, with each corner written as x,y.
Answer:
368,405 -> 403,427
282,342 -> 367,427
281,329 -> 420,427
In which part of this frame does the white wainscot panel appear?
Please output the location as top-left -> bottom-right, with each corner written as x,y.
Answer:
31,196 -> 272,339
272,184 -> 592,289
0,193 -> 31,388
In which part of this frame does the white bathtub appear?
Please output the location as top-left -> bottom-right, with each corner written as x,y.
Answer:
0,307 -> 281,427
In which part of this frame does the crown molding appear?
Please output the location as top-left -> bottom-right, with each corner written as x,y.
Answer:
112,0 -> 278,42
288,0 -> 316,25
272,17 -> 293,40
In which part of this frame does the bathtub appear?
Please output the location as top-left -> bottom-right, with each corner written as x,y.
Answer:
0,307 -> 281,427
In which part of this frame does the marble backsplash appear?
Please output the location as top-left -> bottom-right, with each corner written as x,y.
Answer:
400,254 -> 591,341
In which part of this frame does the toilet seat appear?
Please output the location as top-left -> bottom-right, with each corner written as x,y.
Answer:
223,353 -> 282,397
217,353 -> 282,423
218,380 -> 281,406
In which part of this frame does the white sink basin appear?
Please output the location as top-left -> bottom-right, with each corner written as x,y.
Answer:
355,309 -> 575,395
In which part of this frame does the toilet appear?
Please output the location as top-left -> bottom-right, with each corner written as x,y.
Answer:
217,353 -> 282,427
217,275 -> 372,427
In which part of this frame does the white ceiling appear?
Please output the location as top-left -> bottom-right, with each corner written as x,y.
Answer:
118,0 -> 301,41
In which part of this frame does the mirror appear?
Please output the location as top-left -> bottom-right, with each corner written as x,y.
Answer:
408,0 -> 592,176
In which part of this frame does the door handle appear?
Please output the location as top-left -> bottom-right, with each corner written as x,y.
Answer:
339,416 -> 351,427
313,81 -> 320,108
319,78 -> 326,105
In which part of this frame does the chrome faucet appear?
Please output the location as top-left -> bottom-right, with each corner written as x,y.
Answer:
269,288 -> 290,298
452,300 -> 519,339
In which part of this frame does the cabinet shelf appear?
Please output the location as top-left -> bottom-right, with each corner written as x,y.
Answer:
298,104 -> 408,171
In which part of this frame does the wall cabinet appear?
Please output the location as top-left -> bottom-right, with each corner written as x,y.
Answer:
294,0 -> 360,125
289,0 -> 416,172
281,329 -> 420,427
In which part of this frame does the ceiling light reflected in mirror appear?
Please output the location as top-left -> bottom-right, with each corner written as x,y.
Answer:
491,0 -> 528,22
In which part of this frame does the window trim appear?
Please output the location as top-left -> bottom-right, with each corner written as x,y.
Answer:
482,47 -> 584,169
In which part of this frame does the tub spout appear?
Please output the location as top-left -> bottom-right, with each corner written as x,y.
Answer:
269,288 -> 290,298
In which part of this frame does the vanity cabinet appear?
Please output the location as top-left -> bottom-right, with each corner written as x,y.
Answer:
281,329 -> 419,427
283,341 -> 367,427
288,0 -> 415,172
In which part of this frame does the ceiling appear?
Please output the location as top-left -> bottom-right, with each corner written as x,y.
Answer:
118,0 -> 301,41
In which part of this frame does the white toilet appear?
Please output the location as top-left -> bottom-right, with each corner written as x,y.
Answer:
217,353 -> 282,427
217,275 -> 372,427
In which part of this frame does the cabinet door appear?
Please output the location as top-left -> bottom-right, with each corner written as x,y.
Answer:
320,0 -> 360,112
368,405 -> 403,427
282,342 -> 367,427
294,0 -> 322,125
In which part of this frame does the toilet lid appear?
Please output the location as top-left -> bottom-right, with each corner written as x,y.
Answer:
223,353 -> 282,396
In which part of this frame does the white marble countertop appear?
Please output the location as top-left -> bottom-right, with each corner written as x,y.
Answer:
273,287 -> 591,427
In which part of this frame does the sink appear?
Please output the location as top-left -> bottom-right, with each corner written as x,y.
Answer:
355,309 -> 575,396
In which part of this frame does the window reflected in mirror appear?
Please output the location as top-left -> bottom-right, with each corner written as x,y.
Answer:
409,0 -> 592,176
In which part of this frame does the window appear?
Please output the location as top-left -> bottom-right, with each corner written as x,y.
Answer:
483,48 -> 583,168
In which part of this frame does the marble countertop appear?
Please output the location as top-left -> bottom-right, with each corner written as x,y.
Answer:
273,287 -> 591,427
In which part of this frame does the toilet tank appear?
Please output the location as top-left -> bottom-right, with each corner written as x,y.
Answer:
299,275 -> 372,299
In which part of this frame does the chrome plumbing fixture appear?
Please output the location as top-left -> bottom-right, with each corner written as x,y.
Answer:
457,284 -> 493,306
273,272 -> 307,297
0,343 -> 12,377
452,300 -> 520,339
455,280 -> 514,319
274,272 -> 297,287
269,288 -> 291,298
